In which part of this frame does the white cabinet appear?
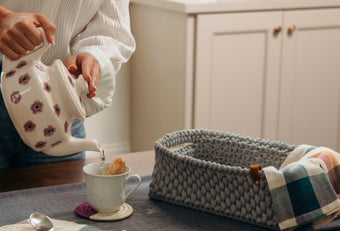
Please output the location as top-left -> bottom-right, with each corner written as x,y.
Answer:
130,0 -> 340,152
195,9 -> 340,150
279,9 -> 340,149
195,11 -> 282,140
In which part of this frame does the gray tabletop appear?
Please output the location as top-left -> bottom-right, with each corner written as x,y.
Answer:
0,175 -> 339,231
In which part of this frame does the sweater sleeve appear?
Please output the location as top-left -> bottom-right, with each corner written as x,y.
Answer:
70,0 -> 135,117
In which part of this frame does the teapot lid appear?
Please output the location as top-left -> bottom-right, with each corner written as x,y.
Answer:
52,60 -> 89,120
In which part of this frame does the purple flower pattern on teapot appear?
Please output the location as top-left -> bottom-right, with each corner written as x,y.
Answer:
5,70 -> 16,78
35,141 -> 47,149
16,60 -> 27,69
54,104 -> 61,116
18,73 -> 31,85
10,91 -> 21,104
24,121 -> 36,132
51,140 -> 62,147
68,76 -> 74,87
30,100 -> 44,114
43,82 -> 52,92
35,62 -> 45,72
64,121 -> 69,133
2,57 -> 79,151
1,28 -> 100,156
43,125 -> 56,137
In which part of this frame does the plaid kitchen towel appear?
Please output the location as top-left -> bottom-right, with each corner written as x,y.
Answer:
263,145 -> 340,230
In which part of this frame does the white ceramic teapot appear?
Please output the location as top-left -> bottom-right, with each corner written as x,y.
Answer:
1,28 -> 101,156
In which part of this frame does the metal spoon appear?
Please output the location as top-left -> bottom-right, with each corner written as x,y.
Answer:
29,213 -> 54,231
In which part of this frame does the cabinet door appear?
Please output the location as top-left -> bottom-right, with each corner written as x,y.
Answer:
279,9 -> 340,151
195,12 -> 282,139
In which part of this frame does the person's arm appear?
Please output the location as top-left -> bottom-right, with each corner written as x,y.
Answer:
0,6 -> 56,60
66,0 -> 136,117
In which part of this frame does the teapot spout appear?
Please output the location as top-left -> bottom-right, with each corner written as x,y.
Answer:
42,137 -> 101,156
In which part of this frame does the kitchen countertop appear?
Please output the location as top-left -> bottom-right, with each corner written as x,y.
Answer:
131,0 -> 340,14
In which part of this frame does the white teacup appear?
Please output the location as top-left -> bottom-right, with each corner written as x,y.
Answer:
83,162 -> 142,213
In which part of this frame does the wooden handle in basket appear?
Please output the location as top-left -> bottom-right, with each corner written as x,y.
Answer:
250,164 -> 262,187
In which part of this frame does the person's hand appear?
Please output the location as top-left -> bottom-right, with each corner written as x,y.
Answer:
65,53 -> 100,99
0,7 -> 56,60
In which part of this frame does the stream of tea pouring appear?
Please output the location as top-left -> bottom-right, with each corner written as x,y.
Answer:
100,147 -> 106,174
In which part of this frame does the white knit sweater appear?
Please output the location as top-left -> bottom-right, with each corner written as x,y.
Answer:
0,0 -> 136,116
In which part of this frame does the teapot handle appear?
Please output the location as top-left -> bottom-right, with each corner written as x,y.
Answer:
2,27 -> 51,71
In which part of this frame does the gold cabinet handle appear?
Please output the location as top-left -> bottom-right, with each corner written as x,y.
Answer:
273,26 -> 282,35
288,25 -> 296,35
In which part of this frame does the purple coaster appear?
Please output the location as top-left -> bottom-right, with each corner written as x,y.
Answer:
75,202 -> 97,219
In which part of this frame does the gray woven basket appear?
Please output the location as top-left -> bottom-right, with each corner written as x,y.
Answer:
149,129 -> 297,230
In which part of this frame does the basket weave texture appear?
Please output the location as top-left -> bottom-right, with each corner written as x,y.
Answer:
149,129 -> 297,230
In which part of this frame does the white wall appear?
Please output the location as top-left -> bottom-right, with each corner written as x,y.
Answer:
85,62 -> 131,158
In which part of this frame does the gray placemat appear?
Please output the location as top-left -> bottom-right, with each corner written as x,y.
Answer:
0,175 -> 339,231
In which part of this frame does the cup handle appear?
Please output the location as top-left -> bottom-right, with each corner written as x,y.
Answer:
124,174 -> 142,201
